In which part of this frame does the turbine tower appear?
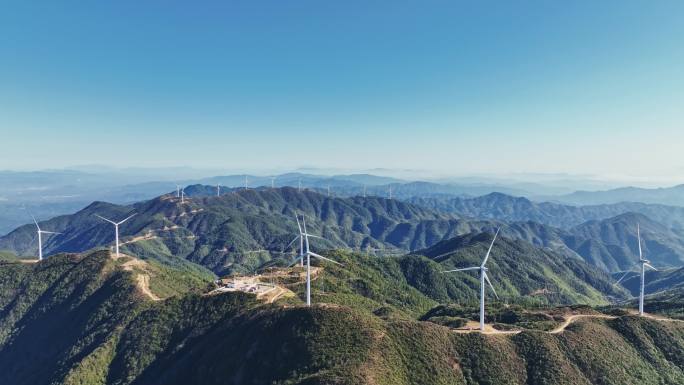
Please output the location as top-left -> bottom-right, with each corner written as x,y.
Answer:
443,228 -> 500,331
217,184 -> 221,197
31,215 -> 61,261
95,213 -> 136,258
615,223 -> 657,315
388,185 -> 392,199
181,188 -> 186,204
175,184 -> 181,198
301,216 -> 342,306
244,175 -> 249,189
271,176 -> 276,189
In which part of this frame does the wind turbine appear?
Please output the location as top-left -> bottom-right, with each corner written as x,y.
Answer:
31,215 -> 61,261
443,228 -> 500,331
388,185 -> 393,199
175,184 -> 181,198
298,179 -> 302,192
363,185 -> 367,198
95,213 -> 136,258
271,176 -> 276,189
327,185 -> 331,197
180,188 -> 186,204
217,184 -> 221,197
287,214 -> 342,306
615,223 -> 657,315
244,175 -> 249,189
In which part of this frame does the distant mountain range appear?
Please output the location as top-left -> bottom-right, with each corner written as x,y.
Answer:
2,168 -> 683,236
3,187 -> 684,276
0,187 -> 500,275
542,184 -> 684,207
409,192 -> 684,229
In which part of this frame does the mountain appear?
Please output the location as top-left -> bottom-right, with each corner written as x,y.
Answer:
0,250 -> 213,385
565,213 -> 684,271
0,187 -> 499,275
4,186 -> 684,276
1,248 -> 683,385
409,192 -> 684,230
617,267 -> 684,298
414,233 -> 626,305
409,194 -> 684,272
548,184 -> 684,207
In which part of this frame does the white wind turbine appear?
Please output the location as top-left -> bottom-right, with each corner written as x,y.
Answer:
180,188 -> 186,204
271,176 -> 276,189
287,214 -> 342,306
31,215 -> 61,261
175,184 -> 181,198
244,175 -> 249,189
615,223 -> 657,316
217,184 -> 221,197
443,228 -> 500,331
95,213 -> 136,258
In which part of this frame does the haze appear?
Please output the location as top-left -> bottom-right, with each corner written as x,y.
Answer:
1,1 -> 683,183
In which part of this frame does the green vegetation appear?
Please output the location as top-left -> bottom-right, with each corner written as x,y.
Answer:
0,250 -> 18,262
0,188 -> 491,275
415,233 -> 628,306
1,239 -> 684,384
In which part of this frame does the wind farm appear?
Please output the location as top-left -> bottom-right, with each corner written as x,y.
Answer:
2,1 -> 684,383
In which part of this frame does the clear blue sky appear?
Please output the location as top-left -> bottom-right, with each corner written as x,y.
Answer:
1,1 -> 683,181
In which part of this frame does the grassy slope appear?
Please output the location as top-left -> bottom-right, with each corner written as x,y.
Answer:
0,250 -> 213,385
415,233 -> 627,306
2,249 -> 684,385
112,306 -> 684,385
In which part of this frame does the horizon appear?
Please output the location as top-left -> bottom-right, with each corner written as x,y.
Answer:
1,164 -> 682,190
1,1 -> 683,179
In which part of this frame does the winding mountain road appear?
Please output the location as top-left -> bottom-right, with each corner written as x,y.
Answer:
455,312 -> 681,335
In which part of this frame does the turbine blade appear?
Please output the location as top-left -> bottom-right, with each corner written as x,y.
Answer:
614,263 -> 638,285
117,213 -> 137,225
481,227 -> 500,267
645,263 -> 657,271
285,235 -> 300,251
303,233 -> 325,240
309,251 -> 342,266
442,266 -> 480,273
484,272 -> 499,300
30,214 -> 40,230
295,214 -> 302,234
40,231 -> 62,235
95,214 -> 117,225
